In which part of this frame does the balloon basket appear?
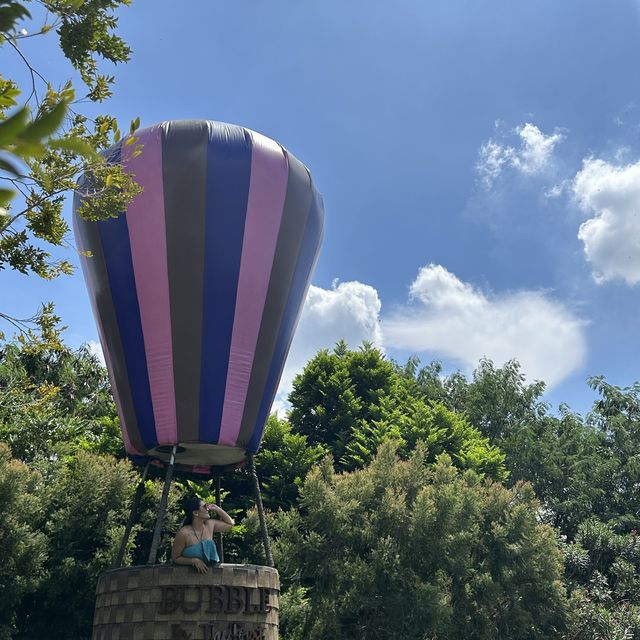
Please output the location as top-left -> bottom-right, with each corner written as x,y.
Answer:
92,564 -> 279,640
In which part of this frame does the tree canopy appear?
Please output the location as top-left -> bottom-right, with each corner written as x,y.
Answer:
275,443 -> 567,640
1,336 -> 640,637
1,0 -> 140,348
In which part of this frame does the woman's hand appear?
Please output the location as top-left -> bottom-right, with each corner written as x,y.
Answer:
205,503 -> 235,529
192,558 -> 208,574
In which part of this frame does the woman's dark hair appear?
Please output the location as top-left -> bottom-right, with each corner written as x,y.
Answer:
181,496 -> 202,527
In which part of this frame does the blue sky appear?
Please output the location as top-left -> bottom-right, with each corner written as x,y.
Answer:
4,0 -> 640,416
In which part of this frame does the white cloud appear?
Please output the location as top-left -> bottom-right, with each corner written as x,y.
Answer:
271,266 -> 585,416
477,123 -> 564,188
572,158 -> 640,285
544,180 -> 569,199
86,340 -> 106,366
383,264 -> 586,388
274,281 -> 383,414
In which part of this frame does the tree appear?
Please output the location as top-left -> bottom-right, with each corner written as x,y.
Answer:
501,408 -> 605,538
0,443 -> 47,640
275,442 -> 568,640
288,342 -> 399,462
14,449 -> 135,639
0,341 -> 121,464
563,519 -> 640,639
288,343 -> 507,479
419,359 -> 612,538
585,377 -> 640,533
253,414 -> 329,512
1,0 -> 141,347
450,358 -> 548,442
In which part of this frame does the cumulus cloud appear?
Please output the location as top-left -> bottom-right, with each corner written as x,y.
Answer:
273,280 -> 383,414
477,123 -> 564,188
383,264 -> 586,388
572,158 -> 640,285
272,265 -> 585,414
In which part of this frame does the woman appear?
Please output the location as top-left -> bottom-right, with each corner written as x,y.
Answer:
172,496 -> 235,574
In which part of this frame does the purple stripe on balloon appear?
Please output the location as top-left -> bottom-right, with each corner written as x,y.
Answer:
73,209 -> 145,457
122,125 -> 178,446
218,130 -> 289,447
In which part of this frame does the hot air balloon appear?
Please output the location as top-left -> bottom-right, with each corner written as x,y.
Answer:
74,120 -> 323,569
73,120 -> 324,474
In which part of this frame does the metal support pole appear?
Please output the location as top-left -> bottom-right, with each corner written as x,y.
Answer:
115,461 -> 150,568
147,444 -> 177,565
216,474 -> 225,563
248,453 -> 273,567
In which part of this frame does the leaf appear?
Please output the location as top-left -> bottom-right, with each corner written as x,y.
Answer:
56,0 -> 85,9
0,187 -> 16,207
0,154 -> 23,176
0,2 -> 31,33
20,101 -> 68,143
105,173 -> 112,188
0,85 -> 20,110
0,105 -> 29,146
11,139 -> 45,158
49,136 -> 99,160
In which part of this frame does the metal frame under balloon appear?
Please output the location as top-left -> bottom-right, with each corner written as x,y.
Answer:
114,444 -> 274,569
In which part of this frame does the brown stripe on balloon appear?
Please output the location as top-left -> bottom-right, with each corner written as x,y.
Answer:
162,121 -> 209,444
237,152 -> 313,446
74,203 -> 147,454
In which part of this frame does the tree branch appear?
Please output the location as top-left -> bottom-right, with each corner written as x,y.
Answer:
7,40 -> 47,107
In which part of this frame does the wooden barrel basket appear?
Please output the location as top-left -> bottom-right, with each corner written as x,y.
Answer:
92,564 -> 280,640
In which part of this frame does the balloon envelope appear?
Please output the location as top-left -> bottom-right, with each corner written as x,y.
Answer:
73,120 -> 324,471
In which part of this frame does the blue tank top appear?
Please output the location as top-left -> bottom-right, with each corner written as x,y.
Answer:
181,539 -> 220,563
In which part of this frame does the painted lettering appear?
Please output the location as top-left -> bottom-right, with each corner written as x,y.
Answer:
159,586 -> 183,614
158,585 -> 274,616
207,585 -> 225,614
201,622 -> 266,640
182,585 -> 202,614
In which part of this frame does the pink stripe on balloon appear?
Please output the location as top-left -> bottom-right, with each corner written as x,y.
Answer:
218,130 -> 289,446
122,126 -> 178,446
73,214 -> 144,457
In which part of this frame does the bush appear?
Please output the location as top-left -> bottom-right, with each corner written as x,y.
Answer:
274,442 -> 568,640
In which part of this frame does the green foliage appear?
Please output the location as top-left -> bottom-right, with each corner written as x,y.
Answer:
0,342 -> 121,463
257,414 -> 330,511
502,408 -> 606,537
451,358 -> 548,441
54,0 -> 132,99
411,359 -> 640,540
274,442 -> 568,640
0,443 -> 47,640
0,0 -> 140,348
0,2 -> 31,35
3,338 -> 640,637
127,475 -> 185,568
288,341 -> 395,461
15,450 -> 135,639
210,414 -> 329,563
585,378 -> 640,532
289,342 -> 507,479
563,521 -> 640,639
